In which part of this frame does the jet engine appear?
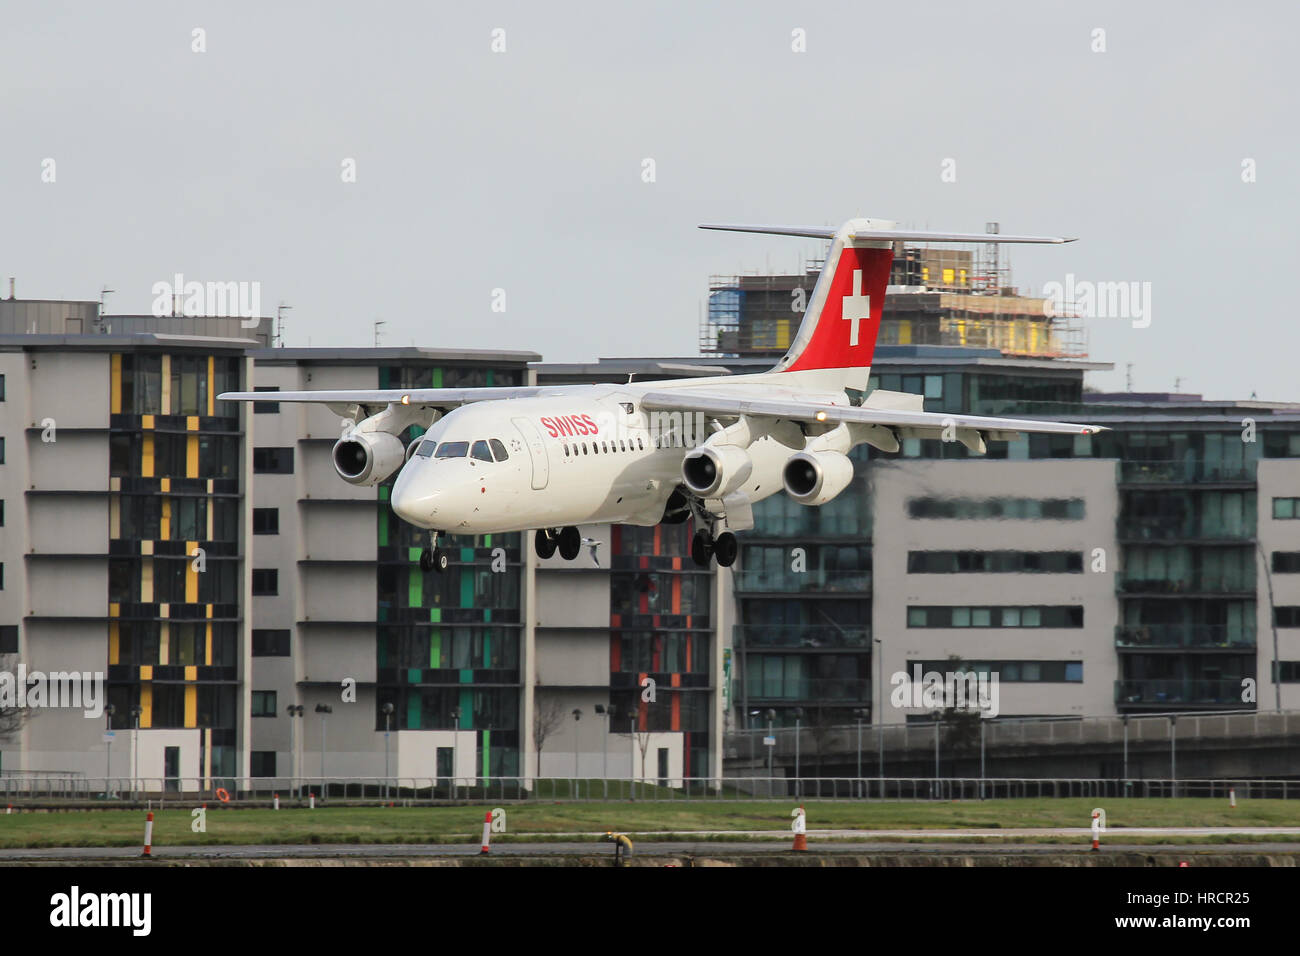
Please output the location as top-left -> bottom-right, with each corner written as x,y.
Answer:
782,450 -> 854,506
681,443 -> 753,498
333,431 -> 406,486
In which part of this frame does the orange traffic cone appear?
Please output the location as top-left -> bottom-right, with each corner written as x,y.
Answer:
792,805 -> 807,851
480,811 -> 492,854
1090,810 -> 1101,851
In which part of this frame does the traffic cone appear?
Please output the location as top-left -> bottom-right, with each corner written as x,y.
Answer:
141,811 -> 155,858
273,793 -> 279,810
792,805 -> 807,851
480,811 -> 492,854
1229,787 -> 1236,809
1090,811 -> 1101,851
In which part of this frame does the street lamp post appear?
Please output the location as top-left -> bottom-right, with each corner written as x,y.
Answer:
853,708 -> 868,796
1169,714 -> 1177,798
1122,714 -> 1129,785
450,706 -> 462,799
130,705 -> 142,800
793,707 -> 804,798
286,705 -> 304,797
105,703 -> 116,795
315,704 -> 332,799
628,712 -> 637,799
382,702 -> 395,801
933,710 -> 942,798
595,705 -> 610,798
571,709 -> 582,796
873,637 -> 884,788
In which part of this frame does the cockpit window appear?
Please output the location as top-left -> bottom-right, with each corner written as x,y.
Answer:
489,438 -> 508,461
434,441 -> 469,458
414,439 -> 437,457
471,439 -> 493,462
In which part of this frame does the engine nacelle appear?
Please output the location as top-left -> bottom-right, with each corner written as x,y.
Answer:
333,431 -> 406,486
782,450 -> 854,506
681,443 -> 753,498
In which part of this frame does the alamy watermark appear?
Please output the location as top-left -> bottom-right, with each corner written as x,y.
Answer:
890,664 -> 1000,717
150,274 -> 261,327
1042,274 -> 1152,328
0,665 -> 105,719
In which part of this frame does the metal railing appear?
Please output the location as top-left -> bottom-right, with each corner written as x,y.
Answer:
1115,624 -> 1255,648
1,775 -> 1294,803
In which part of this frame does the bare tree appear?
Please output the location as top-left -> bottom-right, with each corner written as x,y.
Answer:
532,695 -> 566,777
636,729 -> 653,783
0,654 -> 33,740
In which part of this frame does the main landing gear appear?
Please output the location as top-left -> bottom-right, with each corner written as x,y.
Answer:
419,531 -> 449,574
692,528 -> 737,569
535,526 -> 581,561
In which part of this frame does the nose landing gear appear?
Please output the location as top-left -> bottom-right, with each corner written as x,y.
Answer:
419,531 -> 449,573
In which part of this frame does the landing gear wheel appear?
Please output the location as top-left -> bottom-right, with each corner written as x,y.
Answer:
713,531 -> 738,568
420,546 -> 449,573
535,529 -> 558,560
557,526 -> 581,561
691,529 -> 714,568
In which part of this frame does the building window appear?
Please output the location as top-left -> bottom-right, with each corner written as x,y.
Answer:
253,447 -> 294,474
252,569 -> 279,595
251,629 -> 290,657
1273,497 -> 1300,519
253,386 -> 280,414
253,508 -> 279,535
251,691 -> 277,717
250,751 -> 277,776
0,437 -> 5,464
907,550 -> 1083,574
1276,607 -> 1300,628
1275,662 -> 1300,682
908,496 -> 1085,520
907,605 -> 1084,628
1273,552 -> 1300,574
0,625 -> 16,653
0,374 -> 4,400
917,660 -> 1083,683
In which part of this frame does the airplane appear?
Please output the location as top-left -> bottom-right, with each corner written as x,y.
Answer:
220,217 -> 1106,573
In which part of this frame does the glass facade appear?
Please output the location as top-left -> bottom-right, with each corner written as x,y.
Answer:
106,350 -> 244,779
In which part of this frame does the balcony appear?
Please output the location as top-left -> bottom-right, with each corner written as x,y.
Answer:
746,677 -> 871,701
1119,459 -> 1255,485
1117,572 -> 1255,596
734,625 -> 871,649
1118,519 -> 1253,542
732,569 -> 871,595
1114,624 -> 1256,650
1115,678 -> 1254,709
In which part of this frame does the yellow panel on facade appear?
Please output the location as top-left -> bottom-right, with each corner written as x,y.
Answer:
187,415 -> 199,432
776,319 -> 790,348
160,498 -> 171,539
109,602 -> 120,617
142,414 -> 154,430
186,435 -> 198,478
161,477 -> 170,493
943,268 -> 955,285
109,497 -> 120,539
109,623 -> 120,666
140,684 -> 152,728
205,623 -> 213,666
184,686 -> 197,728
186,541 -> 199,602
207,356 -> 215,416
158,621 -> 168,665
184,665 -> 197,682
898,320 -> 912,345
142,435 -> 154,478
140,665 -> 153,681
160,355 -> 171,415
141,561 -> 154,604
111,355 -> 122,414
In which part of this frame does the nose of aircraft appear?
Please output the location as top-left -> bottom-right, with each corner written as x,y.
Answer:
390,461 -> 439,527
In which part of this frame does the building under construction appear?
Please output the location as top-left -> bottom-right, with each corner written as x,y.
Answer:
702,229 -> 1086,361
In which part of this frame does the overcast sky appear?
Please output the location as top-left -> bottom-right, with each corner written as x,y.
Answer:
3,1 -> 1296,399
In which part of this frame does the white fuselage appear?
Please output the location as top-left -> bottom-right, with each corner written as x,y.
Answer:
388,382 -> 805,534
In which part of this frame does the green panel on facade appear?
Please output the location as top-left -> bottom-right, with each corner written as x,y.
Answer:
481,729 -> 491,778
486,369 -> 494,386
379,485 -> 390,501
431,368 -> 442,388
459,669 -> 473,683
406,695 -> 421,729
460,567 -> 474,607
378,517 -> 388,547
459,689 -> 473,727
408,668 -> 421,684
430,632 -> 440,668
408,570 -> 422,608
408,546 -> 422,562
484,608 -> 491,623
430,607 -> 441,623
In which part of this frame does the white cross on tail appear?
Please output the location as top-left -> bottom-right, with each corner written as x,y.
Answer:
841,269 -> 871,346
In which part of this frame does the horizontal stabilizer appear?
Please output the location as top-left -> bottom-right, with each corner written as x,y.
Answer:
699,224 -> 1075,243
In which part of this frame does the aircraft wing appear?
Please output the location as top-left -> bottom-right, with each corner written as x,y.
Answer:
218,386 -> 551,412
638,389 -> 1106,438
